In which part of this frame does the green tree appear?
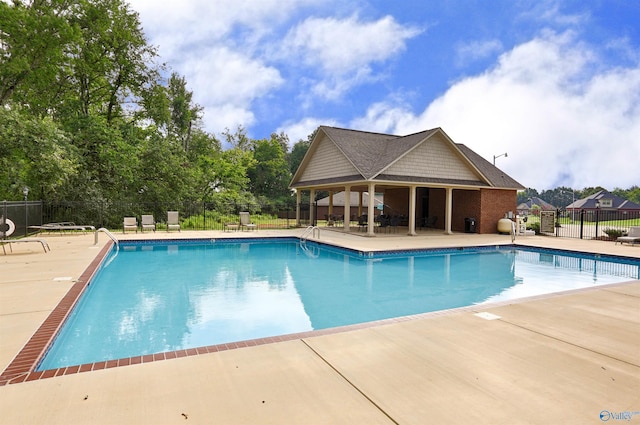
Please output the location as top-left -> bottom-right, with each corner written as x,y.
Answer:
61,0 -> 157,123
222,125 -> 251,151
167,73 -> 202,152
289,139 -> 310,175
0,107 -> 80,201
612,186 -> 640,204
134,134 -> 195,206
0,0 -> 79,109
626,186 -> 640,204
206,148 -> 258,213
248,136 -> 291,203
517,188 -> 539,205
579,186 -> 607,198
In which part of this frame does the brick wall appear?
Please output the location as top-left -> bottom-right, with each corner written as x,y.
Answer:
452,190 -> 481,232
479,189 -> 518,233
438,188 -> 516,233
385,188 -> 409,216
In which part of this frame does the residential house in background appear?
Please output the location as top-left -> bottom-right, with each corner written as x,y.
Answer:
516,197 -> 556,216
566,190 -> 640,221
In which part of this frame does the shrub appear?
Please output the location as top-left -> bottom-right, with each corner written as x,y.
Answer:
603,228 -> 624,238
527,222 -> 540,235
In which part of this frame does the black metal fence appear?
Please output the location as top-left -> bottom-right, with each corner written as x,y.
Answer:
1,200 -> 43,238
533,209 -> 640,240
37,201 -> 308,231
5,199 -> 637,240
0,200 -> 321,236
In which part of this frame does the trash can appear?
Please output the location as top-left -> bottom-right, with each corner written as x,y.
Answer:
464,217 -> 476,233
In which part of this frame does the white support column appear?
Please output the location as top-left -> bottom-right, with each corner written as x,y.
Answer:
367,183 -> 376,236
343,186 -> 351,231
328,191 -> 334,216
408,185 -> 417,236
309,189 -> 315,226
445,187 -> 453,234
327,191 -> 334,226
295,190 -> 301,227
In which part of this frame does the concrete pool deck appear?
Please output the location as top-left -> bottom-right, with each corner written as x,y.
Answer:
1,229 -> 639,424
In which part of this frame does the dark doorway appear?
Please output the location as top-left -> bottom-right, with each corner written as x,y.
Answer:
419,188 -> 430,227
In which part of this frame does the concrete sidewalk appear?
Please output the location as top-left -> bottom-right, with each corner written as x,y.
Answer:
1,230 -> 639,424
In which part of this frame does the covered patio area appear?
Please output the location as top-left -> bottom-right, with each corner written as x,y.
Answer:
290,126 -> 524,236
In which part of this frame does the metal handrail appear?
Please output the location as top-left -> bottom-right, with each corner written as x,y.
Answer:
300,225 -> 320,242
94,227 -> 119,248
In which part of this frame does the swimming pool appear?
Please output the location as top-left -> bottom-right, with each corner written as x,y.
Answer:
37,238 -> 640,371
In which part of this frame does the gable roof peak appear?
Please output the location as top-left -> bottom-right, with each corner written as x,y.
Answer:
291,124 -> 524,190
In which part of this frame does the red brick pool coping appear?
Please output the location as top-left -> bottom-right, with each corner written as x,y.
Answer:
1,240 -> 636,386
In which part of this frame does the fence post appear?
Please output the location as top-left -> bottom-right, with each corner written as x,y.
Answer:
579,209 -> 584,239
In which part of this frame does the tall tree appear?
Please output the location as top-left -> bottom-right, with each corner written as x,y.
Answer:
0,107 -> 80,201
248,136 -> 291,203
0,0 -> 79,109
167,73 -> 202,152
222,125 -> 251,151
288,129 -> 316,175
62,0 -> 157,124
516,187 -> 540,205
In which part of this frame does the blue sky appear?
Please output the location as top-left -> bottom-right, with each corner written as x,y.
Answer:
128,0 -> 640,190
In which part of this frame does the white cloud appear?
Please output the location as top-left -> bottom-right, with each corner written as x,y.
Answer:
131,0 -> 324,46
351,31 -> 640,190
277,116 -> 340,145
281,14 -> 422,100
128,0 -> 325,134
519,0 -> 590,27
181,46 -> 283,131
455,39 -> 503,67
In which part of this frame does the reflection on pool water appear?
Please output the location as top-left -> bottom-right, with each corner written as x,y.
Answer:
37,239 -> 640,370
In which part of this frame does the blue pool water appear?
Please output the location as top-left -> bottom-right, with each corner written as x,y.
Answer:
37,239 -> 640,370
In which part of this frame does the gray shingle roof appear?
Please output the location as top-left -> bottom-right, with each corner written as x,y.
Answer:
455,144 -> 524,189
294,125 -> 524,190
567,190 -> 640,210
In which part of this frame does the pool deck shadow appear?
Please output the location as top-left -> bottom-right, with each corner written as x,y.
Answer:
0,230 -> 639,424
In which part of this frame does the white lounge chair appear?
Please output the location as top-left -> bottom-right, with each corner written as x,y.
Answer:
616,226 -> 640,245
123,217 -> 138,233
167,211 -> 181,232
29,222 -> 96,233
141,215 -> 156,232
239,212 -> 257,231
1,238 -> 50,255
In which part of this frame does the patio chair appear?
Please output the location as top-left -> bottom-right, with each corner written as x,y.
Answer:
376,214 -> 391,233
616,226 -> 640,245
123,217 -> 138,233
239,212 -> 257,231
141,215 -> 156,232
167,211 -> 181,232
357,215 -> 368,231
389,215 -> 400,233
224,221 -> 239,232
423,216 -> 438,228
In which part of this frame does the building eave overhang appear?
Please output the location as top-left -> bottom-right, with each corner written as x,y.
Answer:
291,174 -> 523,191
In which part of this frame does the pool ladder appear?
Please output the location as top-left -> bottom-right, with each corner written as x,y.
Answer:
94,227 -> 120,249
510,220 -> 516,243
300,226 -> 320,258
300,225 -> 320,242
